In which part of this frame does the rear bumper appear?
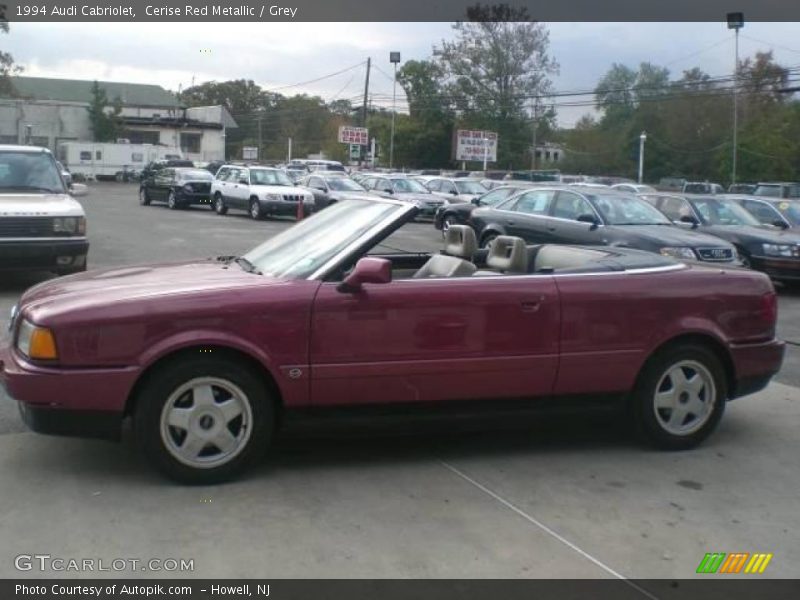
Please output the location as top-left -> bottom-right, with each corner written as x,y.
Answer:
729,338 -> 785,399
0,238 -> 88,271
750,255 -> 800,281
176,190 -> 212,205
0,345 -> 134,439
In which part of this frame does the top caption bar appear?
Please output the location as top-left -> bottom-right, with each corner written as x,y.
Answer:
3,0 -> 800,22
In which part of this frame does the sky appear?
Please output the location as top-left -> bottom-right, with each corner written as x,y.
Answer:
5,21 -> 800,127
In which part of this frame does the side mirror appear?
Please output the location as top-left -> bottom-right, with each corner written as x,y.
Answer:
69,183 -> 88,197
314,185 -> 327,192
576,213 -> 600,228
471,197 -> 481,206
679,214 -> 699,226
337,257 -> 392,293
383,188 -> 394,194
773,219 -> 789,230
450,189 -> 459,195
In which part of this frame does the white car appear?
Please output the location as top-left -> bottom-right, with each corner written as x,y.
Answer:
211,165 -> 314,220
0,145 -> 89,276
611,183 -> 657,194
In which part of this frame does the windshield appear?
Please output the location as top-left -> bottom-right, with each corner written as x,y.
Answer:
754,185 -> 782,198
455,180 -> 488,195
177,169 -> 213,181
250,169 -> 293,186
327,178 -> 366,192
242,199 -> 407,278
0,151 -> 66,194
391,178 -> 429,194
591,194 -> 671,225
690,197 -> 762,226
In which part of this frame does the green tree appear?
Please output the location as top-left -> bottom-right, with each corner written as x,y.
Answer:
0,22 -> 22,97
86,81 -> 125,142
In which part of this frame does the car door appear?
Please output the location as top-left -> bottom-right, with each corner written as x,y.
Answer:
228,168 -> 249,209
544,191 -> 604,245
152,168 -> 172,201
501,189 -> 555,242
310,274 -> 560,406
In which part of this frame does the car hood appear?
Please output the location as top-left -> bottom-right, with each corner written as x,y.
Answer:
0,193 -> 85,217
702,224 -> 800,244
19,260 -> 289,324
329,191 -> 378,201
613,224 -> 734,247
395,192 -> 441,203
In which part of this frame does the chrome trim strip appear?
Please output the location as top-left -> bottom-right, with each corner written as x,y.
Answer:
0,237 -> 88,242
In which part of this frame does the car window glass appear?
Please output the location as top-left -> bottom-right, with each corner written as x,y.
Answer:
480,188 -> 514,206
552,192 -> 593,221
742,200 -> 780,224
692,198 -> 761,226
513,190 -> 552,215
427,179 -> 441,192
0,151 -> 65,192
658,197 -> 693,221
441,181 -> 456,193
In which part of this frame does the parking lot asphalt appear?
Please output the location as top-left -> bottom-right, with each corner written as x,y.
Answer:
0,182 -> 799,580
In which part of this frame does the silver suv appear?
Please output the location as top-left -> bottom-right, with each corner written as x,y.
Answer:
210,165 -> 314,220
0,146 -> 88,276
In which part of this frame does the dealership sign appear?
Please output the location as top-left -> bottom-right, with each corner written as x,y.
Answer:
338,126 -> 369,146
242,146 -> 258,160
455,130 -> 498,162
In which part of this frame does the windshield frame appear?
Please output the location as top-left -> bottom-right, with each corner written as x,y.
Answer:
240,198 -> 414,281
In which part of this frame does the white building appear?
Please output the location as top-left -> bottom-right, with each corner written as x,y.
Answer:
0,76 -> 237,162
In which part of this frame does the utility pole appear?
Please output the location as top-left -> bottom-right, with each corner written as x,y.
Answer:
727,12 -> 744,186
638,131 -> 647,184
530,100 -> 539,171
287,137 -> 292,162
257,113 -> 263,162
360,57 -> 371,166
389,52 -> 401,170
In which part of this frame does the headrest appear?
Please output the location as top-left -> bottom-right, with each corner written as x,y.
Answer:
443,225 -> 477,259
486,236 -> 528,273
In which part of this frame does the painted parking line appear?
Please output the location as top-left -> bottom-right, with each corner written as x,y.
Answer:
439,460 -> 660,600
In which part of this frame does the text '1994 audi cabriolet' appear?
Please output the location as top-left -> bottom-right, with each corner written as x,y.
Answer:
0,198 -> 785,483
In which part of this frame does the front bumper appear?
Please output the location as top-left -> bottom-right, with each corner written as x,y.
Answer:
750,255 -> 800,281
0,345 -> 136,440
0,238 -> 89,271
728,338 -> 785,399
260,200 -> 315,216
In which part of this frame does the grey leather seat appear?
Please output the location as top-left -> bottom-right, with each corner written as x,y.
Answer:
473,235 -> 528,276
533,245 -> 609,272
413,225 -> 477,278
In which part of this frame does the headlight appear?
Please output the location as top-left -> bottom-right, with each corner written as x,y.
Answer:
264,193 -> 282,201
762,243 -> 799,258
183,184 -> 193,192
16,319 -> 58,360
660,247 -> 697,260
53,217 -> 85,235
8,304 -> 18,332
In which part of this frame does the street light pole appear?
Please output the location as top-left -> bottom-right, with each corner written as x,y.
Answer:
727,12 -> 744,185
638,131 -> 647,184
389,51 -> 400,170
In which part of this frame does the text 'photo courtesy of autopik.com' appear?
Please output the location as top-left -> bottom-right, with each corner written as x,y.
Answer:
1,0 -> 800,599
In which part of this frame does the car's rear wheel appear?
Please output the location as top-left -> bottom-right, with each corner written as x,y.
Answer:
139,187 -> 151,206
213,193 -> 228,215
167,190 -> 180,210
249,198 -> 263,220
631,344 -> 726,450
134,355 -> 274,484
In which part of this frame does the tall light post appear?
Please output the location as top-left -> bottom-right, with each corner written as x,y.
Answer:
389,51 -> 401,169
727,12 -> 744,185
638,131 -> 647,184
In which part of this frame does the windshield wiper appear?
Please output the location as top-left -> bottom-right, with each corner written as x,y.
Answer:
234,257 -> 262,275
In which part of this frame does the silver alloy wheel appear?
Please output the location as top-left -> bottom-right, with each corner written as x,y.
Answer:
139,188 -> 147,204
168,191 -> 177,209
250,200 -> 260,219
653,360 -> 716,436
214,196 -> 224,213
159,377 -> 253,469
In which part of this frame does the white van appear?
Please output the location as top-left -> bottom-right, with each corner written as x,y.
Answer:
0,145 -> 89,276
57,142 -> 183,181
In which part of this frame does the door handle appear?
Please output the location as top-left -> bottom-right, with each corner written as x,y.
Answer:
506,219 -> 515,225
521,296 -> 545,312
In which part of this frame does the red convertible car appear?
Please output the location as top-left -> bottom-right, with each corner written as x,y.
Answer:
0,198 -> 785,483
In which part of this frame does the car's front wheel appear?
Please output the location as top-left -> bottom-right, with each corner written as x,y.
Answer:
249,198 -> 263,220
167,190 -> 180,210
213,193 -> 228,215
631,344 -> 726,450
139,187 -> 151,206
134,355 -> 274,484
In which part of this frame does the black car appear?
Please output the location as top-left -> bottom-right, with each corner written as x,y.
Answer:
301,173 -> 376,211
469,186 -> 739,265
139,167 -> 214,209
641,193 -> 800,283
434,184 -> 533,234
203,160 -> 226,177
727,195 -> 800,230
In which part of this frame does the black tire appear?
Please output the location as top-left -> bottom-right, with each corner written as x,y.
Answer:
631,344 -> 727,451
249,198 -> 263,220
167,190 -> 181,210
213,193 -> 228,215
139,187 -> 151,206
134,355 -> 275,484
480,232 -> 498,249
